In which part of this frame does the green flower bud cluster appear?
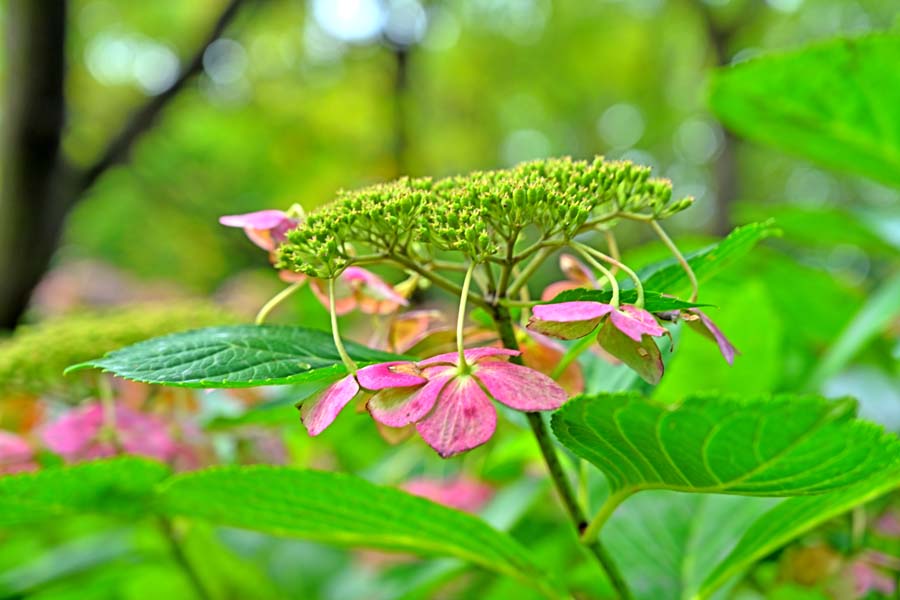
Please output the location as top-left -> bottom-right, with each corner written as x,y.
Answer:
277,156 -> 690,277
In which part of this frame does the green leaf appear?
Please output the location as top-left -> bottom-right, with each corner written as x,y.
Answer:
640,222 -> 780,296
552,392 -> 898,497
0,458 -> 170,526
157,466 -> 563,598
546,289 -> 705,312
709,34 -> 900,188
67,325 -> 404,388
805,271 -> 900,389
700,464 -> 900,597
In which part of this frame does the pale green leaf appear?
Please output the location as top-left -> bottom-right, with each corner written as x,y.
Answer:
67,325 -> 403,388
0,458 -> 170,526
157,466 -> 562,598
552,392 -> 899,496
710,34 -> 900,188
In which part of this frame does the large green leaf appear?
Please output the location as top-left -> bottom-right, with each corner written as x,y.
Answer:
710,34 -> 900,188
157,466 -> 562,598
639,222 -> 780,296
552,392 -> 898,496
67,325 -> 403,388
0,458 -> 170,526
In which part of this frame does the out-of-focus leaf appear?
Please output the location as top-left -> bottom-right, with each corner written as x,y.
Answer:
67,325 -> 404,388
552,392 -> 898,496
710,34 -> 900,188
806,271 -> 900,388
157,466 -> 563,598
602,491 -> 778,600
0,458 -> 170,526
639,222 -> 780,296
700,464 -> 900,597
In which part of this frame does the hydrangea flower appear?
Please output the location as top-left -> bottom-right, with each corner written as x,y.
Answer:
299,349 -> 567,458
528,301 -> 668,384
40,403 -> 178,462
0,431 -> 36,475
219,209 -> 299,252
310,267 -> 409,316
541,254 -> 597,301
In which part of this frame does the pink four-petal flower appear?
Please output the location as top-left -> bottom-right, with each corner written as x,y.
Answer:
529,301 -> 666,341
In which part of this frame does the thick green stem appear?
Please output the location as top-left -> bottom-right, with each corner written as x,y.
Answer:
491,306 -> 632,599
581,490 -> 629,543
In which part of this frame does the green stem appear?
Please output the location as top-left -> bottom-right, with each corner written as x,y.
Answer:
507,246 -> 553,298
329,278 -> 357,374
158,518 -> 214,600
491,306 -> 631,599
389,255 -> 488,309
576,243 -> 644,308
581,491 -> 629,544
649,220 -> 699,302
255,280 -> 305,325
457,263 -> 476,368
571,244 -> 620,307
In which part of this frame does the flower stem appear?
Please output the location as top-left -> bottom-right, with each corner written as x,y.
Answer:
576,243 -> 644,308
571,243 -> 620,307
328,278 -> 357,374
457,262 -> 476,368
581,490 -> 629,544
650,220 -> 699,302
255,280 -> 305,325
491,305 -> 632,599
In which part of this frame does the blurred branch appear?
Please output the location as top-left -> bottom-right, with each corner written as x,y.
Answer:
693,0 -> 760,235
0,0 -> 68,331
77,0 -> 250,194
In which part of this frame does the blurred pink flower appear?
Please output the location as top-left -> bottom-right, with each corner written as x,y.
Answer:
310,267 -> 409,315
540,254 -> 597,301
219,209 -> 299,252
0,431 -> 36,475
403,476 -> 494,513
41,403 -> 177,463
851,560 -> 896,597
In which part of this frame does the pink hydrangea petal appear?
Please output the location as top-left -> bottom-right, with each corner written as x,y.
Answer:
475,362 -> 568,411
278,270 -> 307,284
219,210 -> 292,230
532,301 -> 614,322
368,373 -> 452,427
299,375 -> 360,436
597,320 -> 664,385
356,361 -> 427,390
416,376 -> 497,458
684,309 -> 739,365
418,347 -> 519,368
528,301 -> 613,340
609,305 -> 667,342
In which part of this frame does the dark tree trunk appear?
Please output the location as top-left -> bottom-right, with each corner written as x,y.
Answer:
0,0 -> 70,330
